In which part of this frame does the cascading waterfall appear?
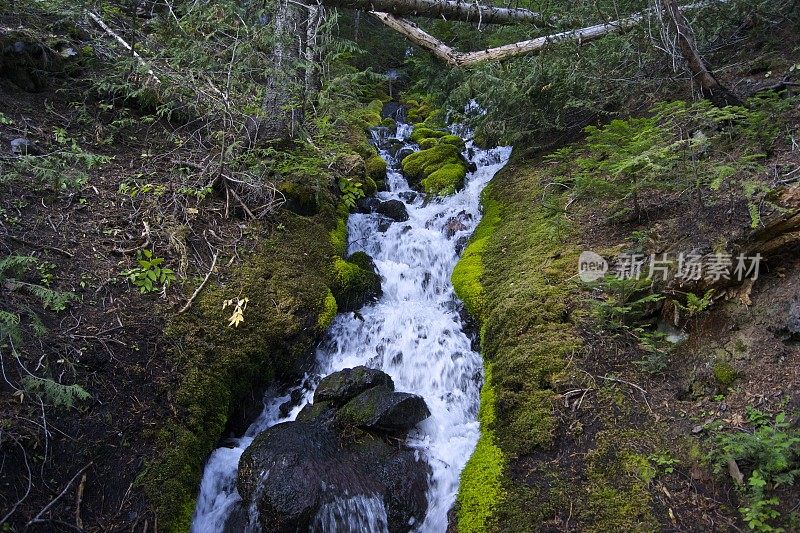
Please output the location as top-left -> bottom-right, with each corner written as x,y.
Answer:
192,111 -> 511,532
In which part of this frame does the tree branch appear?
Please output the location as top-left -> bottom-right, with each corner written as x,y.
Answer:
372,2 -> 716,67
315,0 -> 546,25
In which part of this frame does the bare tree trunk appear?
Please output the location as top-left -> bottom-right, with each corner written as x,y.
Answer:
372,9 -> 647,66
371,2 -> 723,67
310,0 -> 546,25
258,0 -> 304,143
660,0 -> 742,106
304,4 -> 323,99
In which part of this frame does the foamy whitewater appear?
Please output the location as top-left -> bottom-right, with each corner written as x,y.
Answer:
192,114 -> 511,532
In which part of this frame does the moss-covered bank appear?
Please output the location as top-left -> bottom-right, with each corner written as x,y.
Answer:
452,152 -> 680,531
452,156 -> 581,531
139,120 -> 384,531
140,205 -> 342,531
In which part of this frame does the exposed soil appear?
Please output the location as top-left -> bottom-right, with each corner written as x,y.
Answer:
0,46 -> 262,532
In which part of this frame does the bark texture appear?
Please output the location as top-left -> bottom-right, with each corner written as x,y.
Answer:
258,0 -> 305,143
660,0 -> 742,106
312,0 -> 546,25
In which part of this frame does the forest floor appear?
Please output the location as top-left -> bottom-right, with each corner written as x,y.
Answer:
454,72 -> 800,532
0,25 -> 293,531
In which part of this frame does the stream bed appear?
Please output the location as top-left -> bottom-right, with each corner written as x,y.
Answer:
192,114 -> 511,532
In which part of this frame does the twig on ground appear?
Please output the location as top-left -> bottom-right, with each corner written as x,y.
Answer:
27,462 -> 94,527
178,252 -> 219,314
598,374 -> 654,413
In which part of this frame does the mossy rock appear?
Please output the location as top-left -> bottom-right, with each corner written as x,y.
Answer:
334,386 -> 430,432
278,180 -> 320,216
331,252 -> 382,312
401,143 -> 467,196
410,127 -> 448,144
296,400 -> 335,423
439,134 -> 466,151
420,163 -> 467,196
365,155 -> 388,182
418,137 -> 439,150
333,153 -> 366,178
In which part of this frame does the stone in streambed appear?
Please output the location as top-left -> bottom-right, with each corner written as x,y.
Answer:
335,385 -> 430,432
237,367 -> 432,530
355,198 -> 408,222
314,365 -> 394,405
376,199 -> 409,222
331,252 -> 382,312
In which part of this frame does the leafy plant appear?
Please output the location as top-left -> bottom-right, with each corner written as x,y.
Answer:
590,276 -> 664,330
712,409 -> 800,531
120,249 -> 176,294
635,329 -> 672,374
675,289 -> 715,318
649,451 -> 680,475
338,177 -> 365,209
0,255 -> 75,311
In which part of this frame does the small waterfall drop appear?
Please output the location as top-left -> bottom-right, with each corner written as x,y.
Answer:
192,111 -> 511,532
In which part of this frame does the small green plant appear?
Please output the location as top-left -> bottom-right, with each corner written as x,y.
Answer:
20,375 -> 90,409
0,255 -> 75,311
649,451 -> 679,475
635,329 -> 672,374
590,276 -> 664,330
120,250 -> 176,294
338,177 -> 365,209
675,289 -> 715,318
712,409 -> 800,531
119,181 -> 167,198
177,185 -> 213,199
0,112 -> 14,125
36,261 -> 56,287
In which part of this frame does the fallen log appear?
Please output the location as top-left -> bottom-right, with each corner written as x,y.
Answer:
315,0 -> 546,25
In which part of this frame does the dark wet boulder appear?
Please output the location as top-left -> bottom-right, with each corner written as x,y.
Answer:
377,217 -> 393,233
296,400 -> 336,424
355,196 -> 381,214
336,386 -> 431,432
396,146 -> 415,164
381,101 -> 406,121
331,252 -> 382,312
278,389 -> 303,418
376,199 -> 409,222
238,421 -> 430,532
315,366 -> 394,405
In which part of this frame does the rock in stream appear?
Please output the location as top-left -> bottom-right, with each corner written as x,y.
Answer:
236,367 -> 431,532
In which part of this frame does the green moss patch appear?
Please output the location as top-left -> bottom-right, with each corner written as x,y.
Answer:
421,163 -> 466,196
331,252 -> 382,312
452,158 -> 582,529
402,143 -> 467,196
410,127 -> 448,144
365,155 -> 387,182
457,364 -> 505,533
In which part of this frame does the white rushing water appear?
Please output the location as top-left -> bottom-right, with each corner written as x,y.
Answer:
192,116 -> 511,532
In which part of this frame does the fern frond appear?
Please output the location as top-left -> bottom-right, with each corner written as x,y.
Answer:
21,375 -> 91,408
